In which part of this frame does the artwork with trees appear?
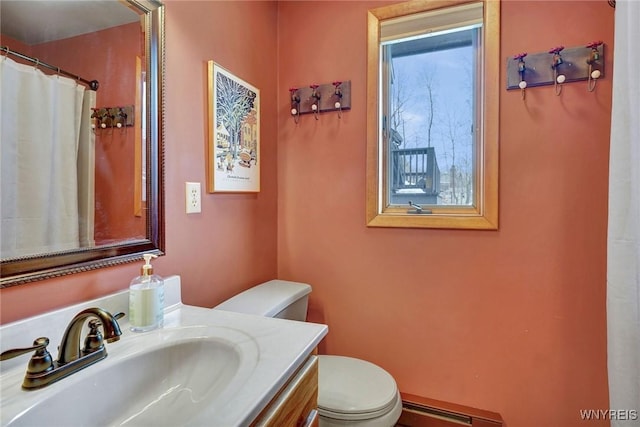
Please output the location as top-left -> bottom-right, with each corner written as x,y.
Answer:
207,61 -> 260,192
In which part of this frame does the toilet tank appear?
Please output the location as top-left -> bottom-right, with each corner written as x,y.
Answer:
213,280 -> 311,321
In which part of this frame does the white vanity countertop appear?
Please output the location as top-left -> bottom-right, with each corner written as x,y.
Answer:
0,276 -> 328,426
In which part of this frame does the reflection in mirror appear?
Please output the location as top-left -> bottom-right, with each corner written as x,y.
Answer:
0,0 -> 165,287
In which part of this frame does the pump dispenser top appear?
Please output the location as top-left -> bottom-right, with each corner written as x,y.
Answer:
141,253 -> 157,276
129,253 -> 164,332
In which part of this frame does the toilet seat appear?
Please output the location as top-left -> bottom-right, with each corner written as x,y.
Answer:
318,355 -> 400,421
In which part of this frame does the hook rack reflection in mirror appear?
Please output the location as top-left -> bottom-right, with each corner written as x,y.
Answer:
91,105 -> 134,130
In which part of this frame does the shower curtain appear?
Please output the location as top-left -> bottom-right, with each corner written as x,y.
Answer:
607,0 -> 640,425
0,56 -> 95,259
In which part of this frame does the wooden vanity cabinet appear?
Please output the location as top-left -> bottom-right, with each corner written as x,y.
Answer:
251,353 -> 319,427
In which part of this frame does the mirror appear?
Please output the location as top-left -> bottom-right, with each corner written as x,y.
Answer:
0,0 -> 165,287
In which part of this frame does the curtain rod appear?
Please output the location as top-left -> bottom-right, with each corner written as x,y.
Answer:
1,46 -> 99,91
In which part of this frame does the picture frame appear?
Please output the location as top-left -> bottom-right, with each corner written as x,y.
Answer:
207,61 -> 260,193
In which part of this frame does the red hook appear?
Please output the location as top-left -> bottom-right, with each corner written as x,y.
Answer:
548,46 -> 564,54
586,40 -> 603,49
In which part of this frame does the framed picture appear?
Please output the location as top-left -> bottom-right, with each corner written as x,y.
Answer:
207,61 -> 260,193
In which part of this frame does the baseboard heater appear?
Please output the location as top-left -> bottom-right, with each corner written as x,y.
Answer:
398,393 -> 504,427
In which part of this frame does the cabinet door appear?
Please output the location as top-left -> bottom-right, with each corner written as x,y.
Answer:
252,354 -> 318,427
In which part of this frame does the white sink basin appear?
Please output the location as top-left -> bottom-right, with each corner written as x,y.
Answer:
2,325 -> 259,427
1,279 -> 328,427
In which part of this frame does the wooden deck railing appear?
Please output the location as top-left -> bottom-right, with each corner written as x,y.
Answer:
390,147 -> 440,195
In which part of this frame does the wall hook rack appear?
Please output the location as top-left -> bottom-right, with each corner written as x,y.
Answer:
506,43 -> 605,92
286,80 -> 351,119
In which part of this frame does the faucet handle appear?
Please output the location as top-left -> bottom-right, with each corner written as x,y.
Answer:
82,312 -> 125,354
1,337 -> 49,360
1,337 -> 54,375
83,320 -> 105,353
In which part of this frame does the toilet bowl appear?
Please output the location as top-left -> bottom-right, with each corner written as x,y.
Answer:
318,355 -> 402,427
214,280 -> 402,427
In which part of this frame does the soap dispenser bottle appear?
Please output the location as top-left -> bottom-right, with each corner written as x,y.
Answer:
129,253 -> 164,332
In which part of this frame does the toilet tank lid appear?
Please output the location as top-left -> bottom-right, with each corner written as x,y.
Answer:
214,280 -> 311,317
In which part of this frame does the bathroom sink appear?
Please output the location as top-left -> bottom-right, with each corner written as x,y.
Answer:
2,325 -> 259,427
1,279 -> 328,427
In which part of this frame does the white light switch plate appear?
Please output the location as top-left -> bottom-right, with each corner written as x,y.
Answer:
185,182 -> 201,214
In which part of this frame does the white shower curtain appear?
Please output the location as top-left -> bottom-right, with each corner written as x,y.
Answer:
607,0 -> 640,425
78,90 -> 96,248
0,56 -> 95,259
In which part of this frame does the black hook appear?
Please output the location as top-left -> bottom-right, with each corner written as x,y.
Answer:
310,84 -> 320,120
289,87 -> 300,124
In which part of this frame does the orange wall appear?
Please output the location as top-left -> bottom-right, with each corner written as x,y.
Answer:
1,1 -> 613,426
0,1 -> 279,320
1,35 -> 32,56
277,1 -> 612,427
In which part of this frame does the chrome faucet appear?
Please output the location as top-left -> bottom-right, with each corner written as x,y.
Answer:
0,308 -> 123,390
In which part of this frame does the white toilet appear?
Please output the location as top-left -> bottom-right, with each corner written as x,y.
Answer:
214,280 -> 403,427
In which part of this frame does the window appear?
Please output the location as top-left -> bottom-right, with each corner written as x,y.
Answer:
366,0 -> 499,229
